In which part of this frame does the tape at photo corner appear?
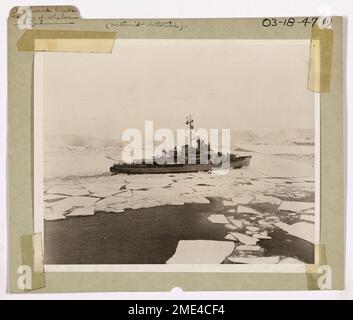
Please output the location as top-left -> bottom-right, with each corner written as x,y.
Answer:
16,30 -> 117,53
308,26 -> 333,93
305,244 -> 331,290
19,233 -> 46,291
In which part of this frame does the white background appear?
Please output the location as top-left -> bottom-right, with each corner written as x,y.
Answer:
0,0 -> 352,300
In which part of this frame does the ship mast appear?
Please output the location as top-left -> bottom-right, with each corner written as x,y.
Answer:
186,114 -> 194,147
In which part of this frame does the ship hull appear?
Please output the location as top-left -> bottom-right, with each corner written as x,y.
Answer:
110,156 -> 251,174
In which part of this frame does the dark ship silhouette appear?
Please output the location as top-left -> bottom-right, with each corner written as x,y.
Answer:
110,116 -> 251,174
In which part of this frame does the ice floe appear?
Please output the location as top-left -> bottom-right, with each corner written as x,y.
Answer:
246,226 -> 260,232
207,214 -> 229,224
265,216 -> 281,222
257,220 -> 274,228
235,245 -> 262,251
95,195 -> 128,206
68,206 -> 95,216
223,200 -> 236,207
84,182 -> 126,193
49,196 -> 98,211
228,218 -> 243,229
225,224 -> 238,231
231,195 -> 253,205
237,205 -> 262,216
91,189 -> 123,198
252,231 -> 271,240
228,256 -> 280,264
166,240 -> 235,264
300,207 -> 315,214
44,194 -> 68,202
276,222 -> 315,244
45,196 -> 99,220
47,188 -> 90,197
279,257 -> 305,264
44,207 -> 67,220
299,214 -> 315,223
278,201 -> 315,213
253,194 -> 282,205
103,207 -> 125,213
225,233 -> 236,241
229,232 -> 259,245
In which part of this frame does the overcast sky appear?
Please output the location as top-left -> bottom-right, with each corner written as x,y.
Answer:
40,39 -> 315,140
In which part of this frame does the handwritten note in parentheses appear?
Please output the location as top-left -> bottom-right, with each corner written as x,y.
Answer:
105,20 -> 186,32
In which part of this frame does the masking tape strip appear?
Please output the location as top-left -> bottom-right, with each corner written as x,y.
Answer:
20,234 -> 45,291
308,26 -> 333,93
305,244 -> 328,290
16,30 -> 116,53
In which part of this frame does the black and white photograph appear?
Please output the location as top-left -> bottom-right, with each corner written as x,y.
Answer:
34,39 -> 319,269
